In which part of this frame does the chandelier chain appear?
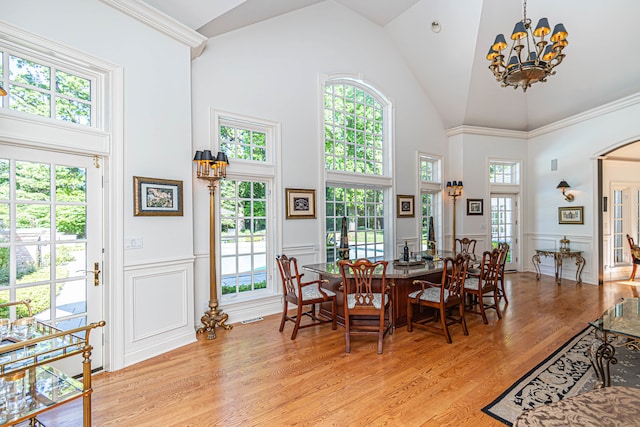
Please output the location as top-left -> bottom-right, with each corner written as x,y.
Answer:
523,0 -> 527,22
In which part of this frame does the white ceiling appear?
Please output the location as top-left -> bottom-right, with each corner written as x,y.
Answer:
144,0 -> 640,145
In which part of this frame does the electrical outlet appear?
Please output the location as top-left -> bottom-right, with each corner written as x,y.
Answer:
125,236 -> 143,249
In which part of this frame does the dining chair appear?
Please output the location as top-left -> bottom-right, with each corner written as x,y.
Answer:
338,258 -> 393,354
276,254 -> 337,340
455,237 -> 477,255
407,254 -> 470,343
464,248 -> 502,324
627,235 -> 640,281
496,242 -> 510,303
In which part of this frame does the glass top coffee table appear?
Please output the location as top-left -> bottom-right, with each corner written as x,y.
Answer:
589,298 -> 640,388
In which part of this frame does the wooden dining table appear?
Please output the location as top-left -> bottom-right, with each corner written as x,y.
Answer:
302,254 -> 460,328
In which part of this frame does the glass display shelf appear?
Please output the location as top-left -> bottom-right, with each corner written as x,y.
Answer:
0,300 -> 105,427
0,365 -> 84,427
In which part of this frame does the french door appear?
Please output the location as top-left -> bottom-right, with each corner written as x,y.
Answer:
0,145 -> 103,372
491,194 -> 518,271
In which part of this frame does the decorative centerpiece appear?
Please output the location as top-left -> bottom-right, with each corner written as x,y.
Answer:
560,236 -> 570,253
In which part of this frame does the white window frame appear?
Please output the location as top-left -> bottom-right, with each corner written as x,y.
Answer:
418,153 -> 443,252
489,159 -> 520,186
321,75 -> 393,261
212,110 -> 280,304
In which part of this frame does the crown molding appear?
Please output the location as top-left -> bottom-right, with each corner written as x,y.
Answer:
448,92 -> 640,140
528,92 -> 640,138
99,0 -> 207,59
446,125 -> 527,139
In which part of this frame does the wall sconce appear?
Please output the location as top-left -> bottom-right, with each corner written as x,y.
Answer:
446,180 -> 463,252
556,179 -> 574,202
193,149 -> 232,339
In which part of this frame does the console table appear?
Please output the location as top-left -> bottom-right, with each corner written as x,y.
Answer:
589,298 -> 640,388
532,248 -> 585,284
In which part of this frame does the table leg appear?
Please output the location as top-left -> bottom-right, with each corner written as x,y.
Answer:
575,254 -> 585,284
554,253 -> 563,284
589,337 -> 616,388
532,253 -> 541,280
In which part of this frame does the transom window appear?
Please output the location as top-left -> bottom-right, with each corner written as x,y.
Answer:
219,124 -> 267,162
323,84 -> 384,175
490,161 -> 520,185
0,49 -> 95,126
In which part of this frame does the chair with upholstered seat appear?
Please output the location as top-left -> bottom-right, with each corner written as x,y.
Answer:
276,254 -> 337,340
496,242 -> 510,303
338,258 -> 393,354
464,248 -> 502,324
627,234 -> 640,281
455,237 -> 477,256
407,254 -> 470,343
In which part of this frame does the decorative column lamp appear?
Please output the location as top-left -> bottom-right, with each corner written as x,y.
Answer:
446,180 -> 463,253
193,149 -> 233,340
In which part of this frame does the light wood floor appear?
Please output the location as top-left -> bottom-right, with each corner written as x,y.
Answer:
40,272 -> 638,426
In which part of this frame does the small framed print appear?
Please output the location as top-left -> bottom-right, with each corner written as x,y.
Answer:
558,206 -> 584,224
467,199 -> 483,216
134,176 -> 183,216
397,195 -> 415,218
286,188 -> 316,219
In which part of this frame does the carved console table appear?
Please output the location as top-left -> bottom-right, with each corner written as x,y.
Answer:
532,248 -> 585,284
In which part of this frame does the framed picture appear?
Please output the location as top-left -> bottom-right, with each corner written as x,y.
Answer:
286,188 -> 316,219
467,198 -> 483,216
558,206 -> 584,224
133,176 -> 183,216
397,195 -> 415,218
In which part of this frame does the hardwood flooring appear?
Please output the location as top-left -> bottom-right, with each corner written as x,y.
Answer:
41,273 -> 638,426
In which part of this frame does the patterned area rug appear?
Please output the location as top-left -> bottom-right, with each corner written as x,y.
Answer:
482,326 -> 640,426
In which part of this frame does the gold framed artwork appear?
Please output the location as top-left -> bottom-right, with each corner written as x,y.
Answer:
286,188 -> 316,219
558,206 -> 584,224
397,195 -> 415,218
133,176 -> 183,216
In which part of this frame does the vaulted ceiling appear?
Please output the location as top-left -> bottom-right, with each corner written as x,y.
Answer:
143,0 -> 640,136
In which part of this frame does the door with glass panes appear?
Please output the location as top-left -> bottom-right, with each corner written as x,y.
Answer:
0,145 -> 103,373
491,194 -> 518,271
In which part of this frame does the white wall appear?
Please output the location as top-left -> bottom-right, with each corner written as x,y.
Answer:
527,98 -> 640,284
191,1 -> 448,323
2,0 -> 197,369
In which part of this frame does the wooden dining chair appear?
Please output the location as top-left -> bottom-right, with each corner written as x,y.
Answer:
464,248 -> 502,324
496,242 -> 510,303
276,254 -> 337,340
338,258 -> 393,354
455,237 -> 477,255
407,254 -> 470,343
627,235 -> 640,281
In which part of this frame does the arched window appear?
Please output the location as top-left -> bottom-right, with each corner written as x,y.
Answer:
323,77 -> 392,262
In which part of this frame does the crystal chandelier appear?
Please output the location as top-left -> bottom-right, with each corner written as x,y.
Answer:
487,0 -> 568,92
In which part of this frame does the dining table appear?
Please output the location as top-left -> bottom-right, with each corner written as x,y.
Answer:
302,252 -> 468,328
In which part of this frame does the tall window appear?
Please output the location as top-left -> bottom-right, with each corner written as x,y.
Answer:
216,113 -> 276,301
323,78 -> 391,262
219,180 -> 267,296
613,189 -> 624,263
419,155 -> 442,252
0,48 -> 95,126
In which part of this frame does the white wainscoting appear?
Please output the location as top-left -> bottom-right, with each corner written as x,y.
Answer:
526,234 -> 594,284
123,257 -> 195,367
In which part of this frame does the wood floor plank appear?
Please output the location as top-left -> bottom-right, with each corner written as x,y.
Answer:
38,272 -> 637,426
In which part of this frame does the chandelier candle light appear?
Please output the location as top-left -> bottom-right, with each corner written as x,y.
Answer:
487,0 -> 568,92
193,149 -> 232,339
